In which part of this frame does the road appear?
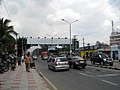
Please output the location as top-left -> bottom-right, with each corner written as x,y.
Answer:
35,59 -> 120,90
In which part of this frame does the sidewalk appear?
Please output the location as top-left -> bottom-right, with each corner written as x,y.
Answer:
0,63 -> 50,90
87,60 -> 120,70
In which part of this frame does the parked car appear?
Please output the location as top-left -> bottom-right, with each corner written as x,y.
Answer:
42,55 -> 48,60
41,52 -> 49,60
67,56 -> 87,69
90,52 -> 113,66
32,55 -> 37,60
58,53 -> 66,57
48,57 -> 69,71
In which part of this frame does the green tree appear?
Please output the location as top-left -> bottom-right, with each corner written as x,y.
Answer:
0,18 -> 17,55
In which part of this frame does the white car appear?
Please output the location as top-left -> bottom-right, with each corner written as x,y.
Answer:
48,57 -> 69,71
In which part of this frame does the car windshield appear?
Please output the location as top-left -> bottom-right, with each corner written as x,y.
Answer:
99,53 -> 109,58
56,57 -> 67,62
71,57 -> 84,60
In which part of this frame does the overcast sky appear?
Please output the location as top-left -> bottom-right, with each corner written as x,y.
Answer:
0,0 -> 120,46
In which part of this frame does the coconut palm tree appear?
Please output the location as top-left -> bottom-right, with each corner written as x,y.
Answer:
0,18 -> 17,55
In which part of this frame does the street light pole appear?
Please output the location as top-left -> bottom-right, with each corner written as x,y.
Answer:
22,37 -> 24,56
62,19 -> 78,54
15,33 -> 19,56
47,34 -> 57,45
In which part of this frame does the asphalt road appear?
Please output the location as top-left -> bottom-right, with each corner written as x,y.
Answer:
35,59 -> 120,90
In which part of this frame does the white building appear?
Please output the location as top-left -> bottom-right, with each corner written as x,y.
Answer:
110,31 -> 120,60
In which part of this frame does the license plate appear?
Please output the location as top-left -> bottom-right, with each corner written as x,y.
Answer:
108,61 -> 112,62
80,61 -> 84,63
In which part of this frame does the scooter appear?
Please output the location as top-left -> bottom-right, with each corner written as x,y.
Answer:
0,59 -> 9,73
30,60 -> 35,69
0,60 -> 4,74
10,56 -> 16,71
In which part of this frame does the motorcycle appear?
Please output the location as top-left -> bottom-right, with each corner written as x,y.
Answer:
0,58 -> 4,74
0,59 -> 9,73
30,60 -> 35,69
10,56 -> 16,71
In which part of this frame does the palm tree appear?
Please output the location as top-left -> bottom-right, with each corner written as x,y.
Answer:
0,18 -> 17,55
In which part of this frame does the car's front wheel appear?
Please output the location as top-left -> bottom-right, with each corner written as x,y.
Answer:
53,67 -> 57,72
100,61 -> 105,66
71,64 -> 76,69
66,69 -> 69,71
82,66 -> 86,69
109,63 -> 113,66
92,61 -> 95,65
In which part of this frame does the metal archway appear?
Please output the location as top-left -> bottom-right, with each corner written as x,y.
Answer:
27,46 -> 42,55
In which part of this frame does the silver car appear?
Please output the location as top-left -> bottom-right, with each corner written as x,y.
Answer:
48,57 -> 69,71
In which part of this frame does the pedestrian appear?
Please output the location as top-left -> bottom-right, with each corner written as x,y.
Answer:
18,55 -> 21,66
21,55 -> 24,63
66,52 -> 71,60
24,52 -> 31,72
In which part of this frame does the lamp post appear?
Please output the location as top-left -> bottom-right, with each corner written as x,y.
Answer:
47,34 -> 57,45
62,19 -> 78,54
15,33 -> 19,56
22,37 -> 24,56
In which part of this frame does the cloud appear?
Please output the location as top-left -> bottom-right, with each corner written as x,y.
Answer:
109,0 -> 120,10
9,0 -> 25,8
2,0 -> 120,45
34,0 -> 53,6
7,1 -> 21,15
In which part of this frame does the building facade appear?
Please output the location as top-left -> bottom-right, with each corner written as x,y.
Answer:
110,31 -> 120,60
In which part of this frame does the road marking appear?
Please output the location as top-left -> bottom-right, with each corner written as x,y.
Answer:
78,72 -> 118,86
78,72 -> 88,76
36,66 -> 58,90
97,74 -> 120,77
102,80 -> 118,86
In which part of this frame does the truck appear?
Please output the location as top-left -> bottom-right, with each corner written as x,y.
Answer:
41,52 -> 49,60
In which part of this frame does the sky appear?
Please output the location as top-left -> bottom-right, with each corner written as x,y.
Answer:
0,0 -> 120,47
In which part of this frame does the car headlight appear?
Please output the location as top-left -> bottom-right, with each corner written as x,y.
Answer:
103,58 -> 106,61
75,62 -> 79,64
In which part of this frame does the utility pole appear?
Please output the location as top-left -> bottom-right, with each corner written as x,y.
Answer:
83,37 -> 85,50
22,38 -> 24,56
62,19 -> 78,54
112,20 -> 114,33
73,35 -> 76,52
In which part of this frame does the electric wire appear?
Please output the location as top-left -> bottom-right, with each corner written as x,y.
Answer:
1,0 -> 11,19
77,20 -> 120,37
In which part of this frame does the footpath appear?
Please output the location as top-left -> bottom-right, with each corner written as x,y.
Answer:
0,63 -> 50,90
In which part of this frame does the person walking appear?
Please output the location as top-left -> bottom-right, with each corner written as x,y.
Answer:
18,55 -> 21,66
21,55 -> 24,63
24,52 -> 31,72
